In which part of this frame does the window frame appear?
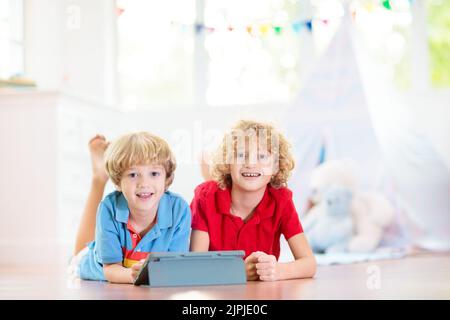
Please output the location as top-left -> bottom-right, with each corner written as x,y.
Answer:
0,0 -> 25,80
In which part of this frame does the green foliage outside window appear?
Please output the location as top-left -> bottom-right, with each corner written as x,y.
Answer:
427,0 -> 450,87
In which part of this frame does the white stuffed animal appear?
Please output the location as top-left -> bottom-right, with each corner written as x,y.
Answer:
303,160 -> 395,253
303,185 -> 354,253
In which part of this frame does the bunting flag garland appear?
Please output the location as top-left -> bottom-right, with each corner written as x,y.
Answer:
380,0 -> 414,11
173,18 -> 320,36
117,0 -> 415,36
168,0 -> 413,37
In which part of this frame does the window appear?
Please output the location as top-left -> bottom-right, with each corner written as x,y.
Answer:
204,0 -> 305,106
118,0 -> 449,108
350,0 -> 413,89
116,0 -> 196,109
204,0 -> 416,102
0,0 -> 24,80
117,0 -> 339,108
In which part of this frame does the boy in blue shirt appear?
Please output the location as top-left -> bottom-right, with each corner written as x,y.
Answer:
69,132 -> 191,283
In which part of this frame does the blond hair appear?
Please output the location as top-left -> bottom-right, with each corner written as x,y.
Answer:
210,120 -> 295,189
104,132 -> 176,190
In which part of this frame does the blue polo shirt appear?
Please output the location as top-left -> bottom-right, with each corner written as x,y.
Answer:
79,190 -> 191,281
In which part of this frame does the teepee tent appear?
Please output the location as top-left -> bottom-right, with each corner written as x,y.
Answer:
286,10 -> 384,215
284,4 -> 450,255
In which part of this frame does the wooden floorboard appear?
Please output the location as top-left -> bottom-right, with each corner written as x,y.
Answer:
1,252 -> 449,299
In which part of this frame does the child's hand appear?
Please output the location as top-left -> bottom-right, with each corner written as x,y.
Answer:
255,254 -> 279,281
244,251 -> 265,281
130,259 -> 145,282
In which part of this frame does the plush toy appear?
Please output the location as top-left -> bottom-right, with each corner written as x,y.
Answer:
303,160 -> 394,253
303,186 -> 354,253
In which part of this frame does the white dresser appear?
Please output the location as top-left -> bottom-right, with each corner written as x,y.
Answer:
0,90 -> 121,266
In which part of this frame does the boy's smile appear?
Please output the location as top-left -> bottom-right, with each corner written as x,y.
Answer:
136,191 -> 155,200
241,171 -> 262,178
232,166 -> 271,192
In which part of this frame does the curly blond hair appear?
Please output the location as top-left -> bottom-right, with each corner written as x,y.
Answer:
104,132 -> 176,190
210,120 -> 295,189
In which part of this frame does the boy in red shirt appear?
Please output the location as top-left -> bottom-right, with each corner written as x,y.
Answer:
190,120 -> 316,281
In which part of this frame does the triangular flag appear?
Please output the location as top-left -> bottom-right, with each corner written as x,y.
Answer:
292,21 -> 303,33
305,20 -> 313,32
259,24 -> 270,35
116,7 -> 124,17
195,23 -> 203,34
382,0 -> 392,10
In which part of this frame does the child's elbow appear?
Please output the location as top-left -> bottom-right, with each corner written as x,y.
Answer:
103,264 -> 122,283
103,265 -> 114,282
306,256 -> 317,278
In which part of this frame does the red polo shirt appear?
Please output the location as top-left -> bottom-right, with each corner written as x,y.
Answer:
190,181 -> 303,259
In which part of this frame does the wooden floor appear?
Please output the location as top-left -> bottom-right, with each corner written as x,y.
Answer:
1,252 -> 449,299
